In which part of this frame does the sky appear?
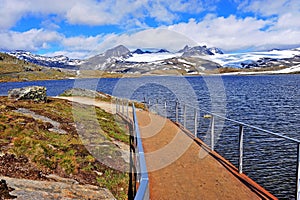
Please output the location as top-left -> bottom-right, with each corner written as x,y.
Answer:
0,0 -> 300,59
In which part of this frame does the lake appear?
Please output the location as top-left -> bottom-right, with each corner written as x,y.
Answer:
1,75 -> 299,199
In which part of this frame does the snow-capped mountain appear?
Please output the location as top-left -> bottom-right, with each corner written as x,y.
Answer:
6,45 -> 300,74
79,44 -> 223,73
81,45 -> 132,70
178,45 -> 224,57
8,50 -> 83,69
209,48 -> 300,68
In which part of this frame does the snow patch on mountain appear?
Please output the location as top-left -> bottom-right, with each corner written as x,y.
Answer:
209,49 -> 300,68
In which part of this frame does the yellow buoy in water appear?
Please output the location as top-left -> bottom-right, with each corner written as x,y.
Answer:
203,114 -> 212,119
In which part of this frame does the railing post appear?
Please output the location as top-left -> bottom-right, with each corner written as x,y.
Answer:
175,101 -> 178,123
297,143 -> 300,200
115,98 -> 118,113
194,109 -> 198,138
211,115 -> 215,151
164,101 -> 167,117
122,99 -> 124,114
183,104 -> 186,128
156,99 -> 158,114
238,125 -> 244,174
126,100 -> 129,118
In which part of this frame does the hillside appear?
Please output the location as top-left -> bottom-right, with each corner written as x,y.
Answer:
0,96 -> 130,199
0,53 -> 75,82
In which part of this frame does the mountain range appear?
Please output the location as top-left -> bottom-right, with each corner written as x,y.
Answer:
6,45 -> 300,74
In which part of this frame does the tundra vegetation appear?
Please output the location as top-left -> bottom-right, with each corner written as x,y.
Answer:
0,97 -> 130,199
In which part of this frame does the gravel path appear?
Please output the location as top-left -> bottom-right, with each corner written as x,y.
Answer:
55,96 -> 116,114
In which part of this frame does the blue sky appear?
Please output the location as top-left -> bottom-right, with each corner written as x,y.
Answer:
0,0 -> 300,58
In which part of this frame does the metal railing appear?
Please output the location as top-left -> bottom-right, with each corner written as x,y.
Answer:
116,98 -> 149,200
146,98 -> 300,200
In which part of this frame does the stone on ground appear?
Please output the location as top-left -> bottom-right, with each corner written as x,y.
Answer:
8,86 -> 47,102
0,176 -> 116,200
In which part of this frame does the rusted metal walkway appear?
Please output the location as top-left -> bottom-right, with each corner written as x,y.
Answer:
115,99 -> 277,199
135,109 -> 276,200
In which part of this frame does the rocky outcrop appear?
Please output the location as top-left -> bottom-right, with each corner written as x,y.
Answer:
179,45 -> 223,56
13,108 -> 67,134
60,88 -> 111,100
8,86 -> 47,102
0,176 -> 116,200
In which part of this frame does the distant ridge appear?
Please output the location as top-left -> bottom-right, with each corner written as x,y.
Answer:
4,44 -> 300,74
132,48 -> 170,54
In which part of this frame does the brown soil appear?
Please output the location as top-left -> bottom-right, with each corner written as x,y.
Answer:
136,110 -> 270,200
0,153 -> 47,181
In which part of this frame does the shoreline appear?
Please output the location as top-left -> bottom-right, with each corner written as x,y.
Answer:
1,70 -> 300,83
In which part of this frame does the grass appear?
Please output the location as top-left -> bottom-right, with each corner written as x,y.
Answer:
0,96 -> 129,199
97,169 -> 129,200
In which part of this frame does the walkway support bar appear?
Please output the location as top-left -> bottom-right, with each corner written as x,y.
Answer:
238,125 -> 244,174
116,99 -> 149,200
132,104 -> 149,200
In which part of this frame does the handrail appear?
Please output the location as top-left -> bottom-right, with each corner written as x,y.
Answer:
146,98 -> 300,199
116,98 -> 149,200
132,104 -> 149,200
185,103 -> 300,144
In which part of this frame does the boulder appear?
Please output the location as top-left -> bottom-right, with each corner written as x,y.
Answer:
60,88 -> 111,100
8,86 -> 47,102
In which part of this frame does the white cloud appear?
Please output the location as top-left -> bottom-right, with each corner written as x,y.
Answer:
0,0 -> 216,30
0,29 -> 62,51
167,15 -> 300,52
240,0 -> 300,17
147,2 -> 178,23
62,35 -> 104,51
91,29 -> 198,54
0,0 -> 28,29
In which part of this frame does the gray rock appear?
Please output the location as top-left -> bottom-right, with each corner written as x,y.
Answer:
182,45 -> 215,57
60,88 -> 111,100
13,108 -> 67,134
0,176 -> 116,200
8,86 -> 47,102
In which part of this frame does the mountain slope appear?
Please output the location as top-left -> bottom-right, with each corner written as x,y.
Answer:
8,51 -> 82,69
0,52 -> 75,82
81,45 -> 131,70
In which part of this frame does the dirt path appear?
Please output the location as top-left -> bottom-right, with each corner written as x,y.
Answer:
55,96 -> 117,114
136,110 -> 269,200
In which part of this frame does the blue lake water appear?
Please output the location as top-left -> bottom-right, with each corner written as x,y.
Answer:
0,75 -> 299,199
